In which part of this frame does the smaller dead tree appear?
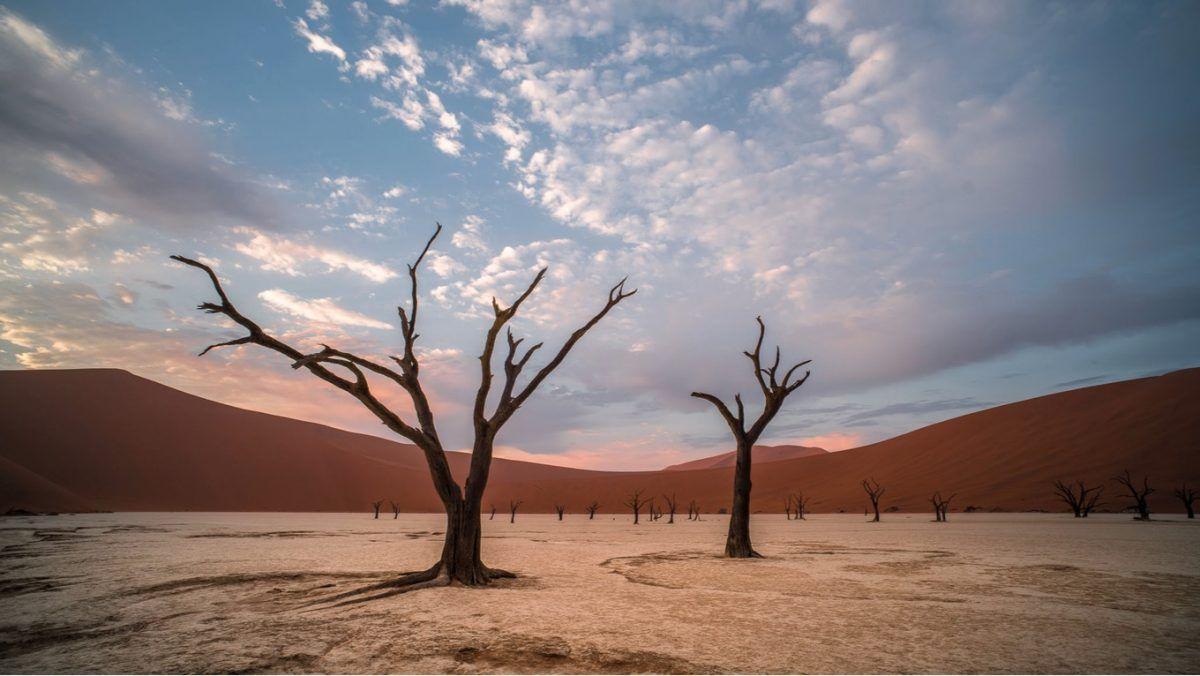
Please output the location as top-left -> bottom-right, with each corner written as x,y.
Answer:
489,504 -> 496,520
624,489 -> 652,525
930,492 -> 955,522
1052,480 -> 1103,518
648,498 -> 660,521
390,500 -> 401,519
687,500 -> 699,520
663,493 -> 678,524
862,479 -> 885,522
554,504 -> 566,521
784,498 -> 792,520
791,493 -> 810,521
1114,470 -> 1153,520
586,501 -> 600,519
371,499 -> 384,519
509,499 -> 523,524
1175,484 -> 1197,519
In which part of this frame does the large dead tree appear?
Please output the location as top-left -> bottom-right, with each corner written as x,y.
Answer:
554,504 -> 566,521
586,501 -> 600,519
172,225 -> 633,595
930,491 -> 955,522
390,500 -> 401,519
791,493 -> 810,521
1175,484 -> 1197,519
1052,479 -> 1104,518
692,317 -> 811,558
624,489 -> 651,525
372,499 -> 384,519
663,493 -> 678,524
509,499 -> 523,524
862,479 -> 885,522
1114,470 -> 1154,521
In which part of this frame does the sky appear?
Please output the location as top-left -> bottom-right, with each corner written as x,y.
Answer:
1,0 -> 1197,471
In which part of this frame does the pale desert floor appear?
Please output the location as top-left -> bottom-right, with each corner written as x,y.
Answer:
1,512 -> 1197,674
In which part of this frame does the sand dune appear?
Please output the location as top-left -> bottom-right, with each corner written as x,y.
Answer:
662,444 -> 827,471
1,367 -> 1197,514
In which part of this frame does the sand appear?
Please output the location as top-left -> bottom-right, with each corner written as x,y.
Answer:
1,512 -> 1198,673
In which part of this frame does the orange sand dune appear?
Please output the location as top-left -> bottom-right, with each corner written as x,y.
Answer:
662,444 -> 827,471
1,368 -> 1197,514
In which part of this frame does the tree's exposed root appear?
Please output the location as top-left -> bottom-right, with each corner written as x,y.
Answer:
726,549 -> 764,559
304,561 -> 517,608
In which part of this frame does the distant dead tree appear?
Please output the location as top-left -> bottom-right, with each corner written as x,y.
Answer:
648,498 -> 659,521
554,504 -> 566,521
862,479 -> 885,522
624,489 -> 651,525
173,224 -> 634,593
1052,479 -> 1104,518
1114,470 -> 1154,520
489,504 -> 496,520
509,499 -> 523,524
687,500 -> 699,521
662,494 -> 678,524
586,501 -> 600,519
791,493 -> 810,520
1175,484 -> 1197,519
930,492 -> 955,522
390,500 -> 401,519
784,498 -> 792,520
371,500 -> 384,519
692,316 -> 811,558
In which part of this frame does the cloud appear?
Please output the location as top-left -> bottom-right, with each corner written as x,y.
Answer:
0,8 -> 282,230
258,289 -> 393,330
293,18 -> 346,63
450,214 -> 488,253
232,229 -> 397,283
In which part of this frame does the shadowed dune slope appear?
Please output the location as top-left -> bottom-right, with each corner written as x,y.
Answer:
662,444 -> 828,471
1,367 -> 1197,514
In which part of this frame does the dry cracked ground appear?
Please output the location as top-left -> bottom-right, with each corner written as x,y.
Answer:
1,512 -> 1198,673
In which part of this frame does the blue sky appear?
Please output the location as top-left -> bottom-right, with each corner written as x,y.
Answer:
1,0 -> 1197,469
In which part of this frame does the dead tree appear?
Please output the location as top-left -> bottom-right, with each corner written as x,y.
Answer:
692,316 -> 811,558
791,493 -> 810,520
784,498 -> 792,520
1175,484 -> 1197,519
372,499 -> 384,519
862,479 -> 885,522
662,494 -> 678,524
1114,470 -> 1154,520
390,500 -> 401,519
624,489 -> 651,525
648,498 -> 659,521
509,499 -> 523,524
489,504 -> 496,520
1052,479 -> 1103,518
687,500 -> 699,521
172,224 -> 634,595
930,492 -> 955,522
554,504 -> 566,521
586,501 -> 600,519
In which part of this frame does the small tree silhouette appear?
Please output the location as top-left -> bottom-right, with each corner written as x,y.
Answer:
687,499 -> 700,520
662,493 -> 678,524
1175,484 -> 1197,519
624,489 -> 651,525
929,492 -> 955,522
390,500 -> 401,519
509,499 -> 523,524
586,501 -> 600,519
1052,479 -> 1104,518
791,493 -> 810,521
862,479 -> 885,522
489,504 -> 496,520
1114,470 -> 1153,520
371,500 -> 384,519
554,504 -> 566,521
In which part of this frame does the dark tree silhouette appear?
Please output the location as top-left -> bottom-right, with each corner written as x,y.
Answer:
372,500 -> 384,519
687,499 -> 699,521
691,317 -> 811,558
390,500 -> 401,519
1175,484 -> 1197,519
791,493 -> 810,521
1052,479 -> 1104,518
862,479 -> 885,522
648,498 -> 659,521
784,498 -> 792,520
929,492 -> 955,522
172,224 -> 634,596
509,499 -> 523,524
554,504 -> 566,521
586,501 -> 600,519
1114,470 -> 1154,520
663,493 -> 678,524
624,489 -> 651,525
489,504 -> 496,520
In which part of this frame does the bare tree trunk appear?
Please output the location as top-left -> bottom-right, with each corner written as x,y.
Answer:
663,494 -> 677,524
489,504 -> 496,520
372,500 -> 383,519
862,479 -> 884,522
509,499 -> 522,524
625,489 -> 649,525
1115,470 -> 1153,520
1175,485 -> 1196,518
726,439 -> 758,557
554,504 -> 565,521
390,500 -> 401,519
586,501 -> 599,519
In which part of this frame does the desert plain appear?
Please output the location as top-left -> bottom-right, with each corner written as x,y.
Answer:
1,511 -> 1197,674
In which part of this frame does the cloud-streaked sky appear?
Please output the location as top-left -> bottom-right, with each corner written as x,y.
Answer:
1,0 -> 1197,470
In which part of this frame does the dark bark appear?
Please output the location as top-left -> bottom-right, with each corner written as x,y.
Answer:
930,491 -> 954,522
692,317 -> 810,559
1114,470 -> 1154,520
624,489 -> 651,525
586,501 -> 600,519
509,499 -> 522,524
390,500 -> 401,519
792,493 -> 809,521
372,500 -> 383,519
862,479 -> 884,522
663,494 -> 677,524
1052,479 -> 1103,518
172,224 -> 634,596
1176,485 -> 1197,519
554,504 -> 565,521
489,504 -> 496,520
